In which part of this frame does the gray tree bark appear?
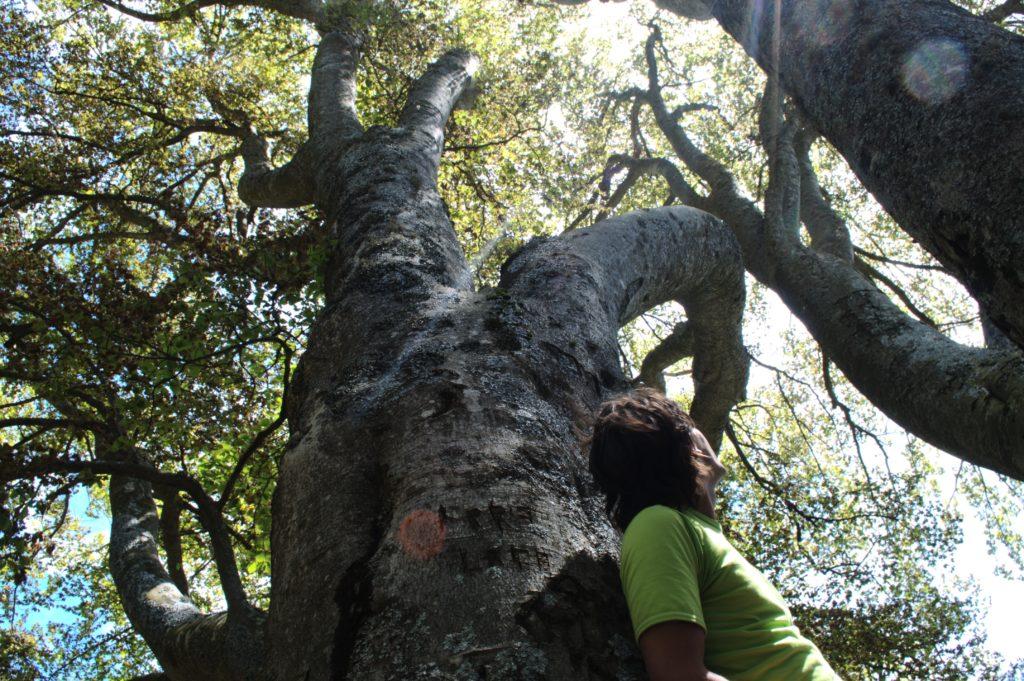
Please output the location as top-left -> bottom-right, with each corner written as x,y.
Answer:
656,0 -> 1024,351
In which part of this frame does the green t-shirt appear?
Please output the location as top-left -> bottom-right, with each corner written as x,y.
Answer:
620,504 -> 839,680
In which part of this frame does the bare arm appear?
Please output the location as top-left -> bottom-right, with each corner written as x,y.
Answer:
639,621 -> 730,681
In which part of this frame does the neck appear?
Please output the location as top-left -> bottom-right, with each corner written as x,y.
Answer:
694,483 -> 717,520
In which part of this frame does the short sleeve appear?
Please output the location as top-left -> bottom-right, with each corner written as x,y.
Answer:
619,505 -> 706,643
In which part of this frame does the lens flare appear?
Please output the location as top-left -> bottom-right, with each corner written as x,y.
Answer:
901,38 -> 968,104
806,0 -> 854,46
397,509 -> 446,560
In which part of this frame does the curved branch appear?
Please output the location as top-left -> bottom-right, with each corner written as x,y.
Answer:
639,321 -> 694,392
640,28 -> 772,279
398,49 -> 479,159
607,154 -> 704,207
236,132 -> 315,208
501,206 -> 748,448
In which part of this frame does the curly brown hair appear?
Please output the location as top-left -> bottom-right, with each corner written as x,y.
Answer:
587,387 -> 707,532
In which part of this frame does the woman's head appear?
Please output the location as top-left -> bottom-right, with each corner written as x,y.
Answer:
587,387 -> 710,532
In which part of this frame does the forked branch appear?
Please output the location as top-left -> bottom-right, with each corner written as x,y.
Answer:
399,49 -> 479,159
226,29 -> 364,208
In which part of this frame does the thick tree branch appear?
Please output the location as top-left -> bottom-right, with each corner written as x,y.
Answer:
758,87 -> 802,257
107,464 -> 263,681
308,30 -> 363,140
399,49 -> 479,159
633,27 -> 1024,478
1,429 -> 269,678
685,0 -> 1024,349
501,206 -> 747,448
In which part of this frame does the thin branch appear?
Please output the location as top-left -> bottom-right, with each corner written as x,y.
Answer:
853,257 -> 937,328
984,0 -> 1024,22
218,343 -> 292,510
607,154 -> 704,207
0,416 -> 100,430
820,353 -> 897,497
725,423 -> 835,524
853,246 -> 948,273
95,0 -> 323,25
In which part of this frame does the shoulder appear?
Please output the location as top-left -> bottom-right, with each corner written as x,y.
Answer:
622,505 -> 702,555
626,504 -> 684,532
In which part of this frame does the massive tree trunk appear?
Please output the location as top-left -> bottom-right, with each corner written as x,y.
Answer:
232,30 -> 748,681
658,0 -> 1024,350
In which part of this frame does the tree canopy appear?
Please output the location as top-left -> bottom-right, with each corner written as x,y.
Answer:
1,0 -> 1023,678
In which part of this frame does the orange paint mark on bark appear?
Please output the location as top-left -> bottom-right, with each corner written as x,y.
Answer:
397,509 -> 446,560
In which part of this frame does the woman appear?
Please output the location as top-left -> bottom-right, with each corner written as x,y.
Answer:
588,388 -> 839,681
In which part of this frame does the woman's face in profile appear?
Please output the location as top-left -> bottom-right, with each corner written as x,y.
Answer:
690,428 -> 727,488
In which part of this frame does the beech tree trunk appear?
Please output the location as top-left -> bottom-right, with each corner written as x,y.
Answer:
264,115 -> 747,680
93,28 -> 748,681
11,3 -> 1024,679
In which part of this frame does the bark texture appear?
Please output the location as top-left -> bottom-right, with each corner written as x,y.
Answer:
668,0 -> 1024,350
